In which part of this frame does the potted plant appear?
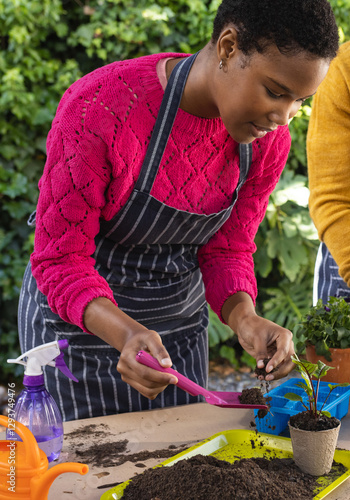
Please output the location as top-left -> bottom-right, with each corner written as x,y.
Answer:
294,296 -> 350,383
284,354 -> 349,476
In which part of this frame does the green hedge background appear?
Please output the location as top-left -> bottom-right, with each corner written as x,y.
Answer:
1,0 -> 350,379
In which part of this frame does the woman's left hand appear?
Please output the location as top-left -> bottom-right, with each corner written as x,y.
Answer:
236,315 -> 295,380
222,292 -> 295,380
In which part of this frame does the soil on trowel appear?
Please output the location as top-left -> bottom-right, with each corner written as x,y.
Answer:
290,411 -> 340,431
238,387 -> 271,419
121,454 -> 323,500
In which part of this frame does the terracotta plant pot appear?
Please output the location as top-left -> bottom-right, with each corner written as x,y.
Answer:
305,345 -> 350,383
289,422 -> 341,476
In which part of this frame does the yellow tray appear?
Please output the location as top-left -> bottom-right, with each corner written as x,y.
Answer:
100,429 -> 350,500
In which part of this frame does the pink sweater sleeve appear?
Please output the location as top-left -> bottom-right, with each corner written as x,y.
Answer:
30,123 -> 118,332
29,53 -> 182,332
198,126 -> 291,322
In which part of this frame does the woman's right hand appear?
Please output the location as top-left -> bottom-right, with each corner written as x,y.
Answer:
83,297 -> 177,399
117,330 -> 178,399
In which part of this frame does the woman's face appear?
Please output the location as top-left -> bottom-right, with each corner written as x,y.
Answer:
214,44 -> 330,144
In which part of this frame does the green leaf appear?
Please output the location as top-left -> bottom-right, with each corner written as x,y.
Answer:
314,360 -> 334,378
219,345 -> 239,369
341,338 -> 350,348
272,172 -> 310,208
240,350 -> 256,370
1,145 -> 18,160
74,24 -> 95,46
32,107 -> 54,125
328,382 -> 350,389
315,340 -> 332,360
1,173 -> 27,198
284,392 -> 303,402
295,381 -> 309,391
208,307 -> 233,347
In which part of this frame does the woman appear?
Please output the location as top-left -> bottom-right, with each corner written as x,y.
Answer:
19,0 -> 339,420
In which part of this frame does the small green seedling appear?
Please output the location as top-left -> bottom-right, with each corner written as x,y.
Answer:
284,354 -> 349,420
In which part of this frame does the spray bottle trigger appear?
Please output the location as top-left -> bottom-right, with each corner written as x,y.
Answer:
55,352 -> 79,382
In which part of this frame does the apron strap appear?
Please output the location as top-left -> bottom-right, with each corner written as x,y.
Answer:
135,51 -> 253,196
237,142 -> 253,188
135,52 -> 199,194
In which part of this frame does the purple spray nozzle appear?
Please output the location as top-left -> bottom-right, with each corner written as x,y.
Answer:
55,349 -> 79,383
58,339 -> 69,350
8,339 -> 79,382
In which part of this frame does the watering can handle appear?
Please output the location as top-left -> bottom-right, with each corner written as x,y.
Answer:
0,415 -> 41,469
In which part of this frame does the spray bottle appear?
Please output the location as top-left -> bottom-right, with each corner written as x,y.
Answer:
7,339 -> 78,462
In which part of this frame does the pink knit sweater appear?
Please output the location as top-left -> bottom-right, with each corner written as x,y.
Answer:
31,52 -> 291,332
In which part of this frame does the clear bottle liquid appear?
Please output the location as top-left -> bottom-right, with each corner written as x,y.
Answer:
6,380 -> 64,463
36,432 -> 64,462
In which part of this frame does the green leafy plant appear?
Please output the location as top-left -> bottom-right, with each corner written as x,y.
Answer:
294,296 -> 350,360
284,354 -> 349,420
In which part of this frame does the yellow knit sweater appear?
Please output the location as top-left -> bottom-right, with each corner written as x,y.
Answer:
307,41 -> 350,286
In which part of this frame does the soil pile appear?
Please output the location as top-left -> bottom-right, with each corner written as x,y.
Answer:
121,454 -> 320,500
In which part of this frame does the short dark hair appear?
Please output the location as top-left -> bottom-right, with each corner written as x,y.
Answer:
212,0 -> 339,60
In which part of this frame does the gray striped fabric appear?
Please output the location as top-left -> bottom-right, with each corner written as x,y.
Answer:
313,242 -> 350,305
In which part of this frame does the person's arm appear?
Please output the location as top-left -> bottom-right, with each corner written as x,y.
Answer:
33,126 -> 176,397
198,126 -> 294,379
31,123 -> 118,329
83,297 -> 177,398
307,42 -> 350,285
221,292 -> 294,380
32,82 -> 176,398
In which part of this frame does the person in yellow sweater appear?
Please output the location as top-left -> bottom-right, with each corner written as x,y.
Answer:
307,41 -> 350,304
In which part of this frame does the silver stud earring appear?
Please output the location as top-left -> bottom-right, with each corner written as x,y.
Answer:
219,59 -> 223,70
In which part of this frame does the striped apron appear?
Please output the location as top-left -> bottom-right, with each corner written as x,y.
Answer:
18,53 -> 253,421
313,242 -> 350,305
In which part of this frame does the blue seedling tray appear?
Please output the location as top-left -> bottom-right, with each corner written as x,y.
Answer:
254,378 -> 350,436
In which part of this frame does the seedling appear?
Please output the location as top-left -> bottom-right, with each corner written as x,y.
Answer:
284,354 -> 349,420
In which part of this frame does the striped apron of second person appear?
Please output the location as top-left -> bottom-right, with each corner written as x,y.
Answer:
18,52 -> 253,421
313,242 -> 350,305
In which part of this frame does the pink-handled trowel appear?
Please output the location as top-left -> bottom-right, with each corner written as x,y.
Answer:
136,350 -> 268,410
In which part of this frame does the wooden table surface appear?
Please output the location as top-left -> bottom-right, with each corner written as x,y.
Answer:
42,401 -> 350,500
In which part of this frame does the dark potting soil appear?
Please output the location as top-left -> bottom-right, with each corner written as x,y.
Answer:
67,423 -> 189,468
290,411 -> 340,431
238,387 -> 271,419
74,439 -> 188,468
254,357 -> 279,378
121,454 -> 320,500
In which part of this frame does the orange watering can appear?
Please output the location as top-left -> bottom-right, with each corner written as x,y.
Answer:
0,415 -> 88,500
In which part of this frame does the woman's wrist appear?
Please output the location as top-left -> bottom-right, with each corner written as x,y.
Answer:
221,292 -> 256,333
83,296 -> 148,351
